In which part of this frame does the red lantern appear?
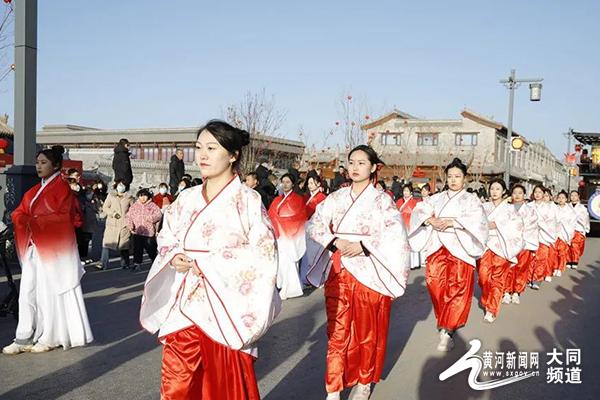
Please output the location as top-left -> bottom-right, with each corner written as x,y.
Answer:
0,138 -> 8,149
578,181 -> 585,188
4,0 -> 12,4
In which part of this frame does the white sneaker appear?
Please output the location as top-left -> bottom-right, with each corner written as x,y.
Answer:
544,276 -> 553,282
572,264 -> 578,269
349,383 -> 371,400
29,342 -> 55,353
325,392 -> 340,400
530,282 -> 540,290
437,331 -> 454,351
501,293 -> 511,304
483,311 -> 496,323
511,293 -> 520,304
2,342 -> 33,355
566,264 -> 572,269
556,270 -> 562,277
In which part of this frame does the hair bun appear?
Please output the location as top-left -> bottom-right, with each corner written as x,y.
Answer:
239,129 -> 250,146
452,157 -> 462,163
51,145 -> 65,155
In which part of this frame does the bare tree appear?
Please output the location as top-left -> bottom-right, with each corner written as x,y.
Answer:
224,89 -> 287,173
0,2 -> 14,84
334,91 -> 371,149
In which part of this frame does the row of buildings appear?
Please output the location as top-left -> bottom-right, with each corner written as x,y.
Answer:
1,107 -> 571,193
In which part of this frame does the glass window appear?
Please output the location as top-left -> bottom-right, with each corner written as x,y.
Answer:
380,132 -> 402,146
417,133 -> 438,146
454,132 -> 478,146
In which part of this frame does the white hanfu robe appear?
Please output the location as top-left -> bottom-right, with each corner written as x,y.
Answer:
482,201 -> 524,264
408,189 -> 489,267
572,202 -> 591,234
306,185 -> 410,298
140,177 -> 280,355
532,201 -> 559,246
514,202 -> 539,252
556,204 -> 577,244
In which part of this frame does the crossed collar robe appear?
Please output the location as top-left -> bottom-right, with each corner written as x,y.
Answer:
305,184 -> 410,298
408,189 -> 489,267
482,201 -> 524,264
140,176 -> 280,353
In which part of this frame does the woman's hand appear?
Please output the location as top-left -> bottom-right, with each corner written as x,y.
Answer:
335,239 -> 363,257
489,221 -> 497,230
170,254 -> 194,273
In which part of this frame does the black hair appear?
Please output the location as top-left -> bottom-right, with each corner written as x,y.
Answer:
444,157 -> 468,176
392,175 -> 399,181
36,145 -> 64,170
137,188 -> 152,198
402,183 -> 413,193
377,180 -> 387,190
191,178 -> 203,186
530,184 -> 545,201
466,187 -> 474,193
196,119 -> 250,171
178,179 -> 191,189
488,178 -> 508,197
570,190 -> 579,195
182,174 -> 193,181
307,175 -> 322,185
67,168 -> 79,175
158,182 -> 169,189
348,145 -> 384,179
281,173 -> 296,184
246,172 -> 258,180
421,183 -> 431,192
119,138 -> 129,145
557,190 -> 569,199
510,183 -> 527,195
543,187 -> 552,196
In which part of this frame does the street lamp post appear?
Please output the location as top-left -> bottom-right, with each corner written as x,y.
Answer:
500,69 -> 543,185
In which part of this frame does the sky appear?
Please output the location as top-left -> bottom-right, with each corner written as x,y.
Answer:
1,0 -> 599,158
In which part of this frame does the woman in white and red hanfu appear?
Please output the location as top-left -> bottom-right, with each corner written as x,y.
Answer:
478,179 -> 524,323
568,190 -> 590,269
543,188 -> 561,282
409,158 -> 488,352
504,184 -> 538,304
396,183 -> 421,269
529,185 -> 558,288
140,121 -> 280,400
268,174 -> 308,300
2,146 -> 93,355
306,145 -> 410,400
299,175 -> 327,284
554,190 -> 577,276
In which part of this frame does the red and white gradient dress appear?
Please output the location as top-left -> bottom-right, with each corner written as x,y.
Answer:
300,189 -> 327,284
569,202 -> 590,265
555,203 -> 577,272
11,171 -> 93,349
397,195 -> 421,268
268,190 -> 308,299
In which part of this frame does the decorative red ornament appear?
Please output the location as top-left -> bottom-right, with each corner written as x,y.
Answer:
4,0 -> 12,4
347,95 -> 352,101
0,138 -> 8,149
365,115 -> 370,120
578,181 -> 585,188
335,121 -> 340,126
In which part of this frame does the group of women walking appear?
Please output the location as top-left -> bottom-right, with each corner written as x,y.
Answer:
1,120 -> 590,400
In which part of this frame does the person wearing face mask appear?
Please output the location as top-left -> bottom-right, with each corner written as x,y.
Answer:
408,158 -> 489,351
152,183 -> 174,211
174,179 -> 190,198
126,188 -> 163,271
100,180 -> 134,270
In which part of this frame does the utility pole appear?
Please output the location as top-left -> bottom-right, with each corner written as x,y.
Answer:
4,0 -> 38,218
500,69 -> 543,185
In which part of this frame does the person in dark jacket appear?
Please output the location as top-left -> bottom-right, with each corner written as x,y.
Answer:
331,165 -> 347,192
168,149 -> 185,195
245,172 -> 271,209
112,138 -> 133,186
391,175 -> 401,201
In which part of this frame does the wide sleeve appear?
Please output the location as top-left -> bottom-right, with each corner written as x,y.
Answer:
361,194 -> 411,298
453,195 -> 489,258
306,196 -> 336,249
183,190 -> 280,350
139,194 -> 186,334
495,206 -> 524,261
408,198 -> 435,252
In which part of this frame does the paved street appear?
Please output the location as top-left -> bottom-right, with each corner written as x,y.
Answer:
1,239 -> 599,400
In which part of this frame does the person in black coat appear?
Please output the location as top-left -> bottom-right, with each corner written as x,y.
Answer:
244,172 -> 271,209
112,138 -> 133,186
391,175 -> 401,201
169,149 -> 185,195
331,165 -> 347,192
